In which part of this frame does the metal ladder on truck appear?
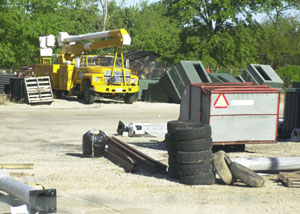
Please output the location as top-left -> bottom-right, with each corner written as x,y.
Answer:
24,76 -> 54,104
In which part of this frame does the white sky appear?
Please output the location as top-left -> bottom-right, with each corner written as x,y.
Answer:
115,0 -> 160,7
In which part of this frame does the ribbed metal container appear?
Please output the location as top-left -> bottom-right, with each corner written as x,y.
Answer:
0,74 -> 16,94
241,64 -> 284,89
138,79 -> 159,100
10,77 -> 26,102
280,88 -> 300,138
159,61 -> 212,103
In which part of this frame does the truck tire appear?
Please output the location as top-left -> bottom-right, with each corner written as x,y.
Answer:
165,133 -> 177,156
177,137 -> 213,152
168,156 -> 180,179
177,161 -> 212,175
212,150 -> 234,185
167,120 -> 201,134
177,150 -> 212,164
175,125 -> 211,141
124,93 -> 136,104
229,162 -> 265,187
84,83 -> 95,104
180,172 -> 215,185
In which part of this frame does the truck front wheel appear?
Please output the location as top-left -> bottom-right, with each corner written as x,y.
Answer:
83,83 -> 95,104
124,93 -> 136,104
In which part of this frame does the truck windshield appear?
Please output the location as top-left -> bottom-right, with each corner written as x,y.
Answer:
87,56 -> 121,67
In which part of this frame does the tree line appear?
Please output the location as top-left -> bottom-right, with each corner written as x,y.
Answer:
1,0 -> 300,81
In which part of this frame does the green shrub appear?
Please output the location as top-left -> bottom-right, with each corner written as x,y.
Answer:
277,65 -> 300,87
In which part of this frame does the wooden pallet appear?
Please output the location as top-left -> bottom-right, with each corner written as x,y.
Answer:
24,76 -> 54,104
278,171 -> 300,187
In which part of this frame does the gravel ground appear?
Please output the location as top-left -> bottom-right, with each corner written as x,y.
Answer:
0,98 -> 300,214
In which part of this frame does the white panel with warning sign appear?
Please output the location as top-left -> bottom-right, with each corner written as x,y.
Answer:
210,93 -> 278,115
179,83 -> 280,144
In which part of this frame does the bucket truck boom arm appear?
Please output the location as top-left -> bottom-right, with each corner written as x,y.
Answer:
58,29 -> 131,60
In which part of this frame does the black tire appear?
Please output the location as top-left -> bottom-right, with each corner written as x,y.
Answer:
229,162 -> 265,187
177,150 -> 212,164
180,172 -> 215,185
175,125 -> 211,141
212,150 -> 234,185
177,161 -> 212,175
77,94 -> 84,100
167,120 -> 202,134
83,83 -> 95,104
177,137 -> 213,152
168,156 -> 180,179
124,93 -> 136,104
165,133 -> 177,156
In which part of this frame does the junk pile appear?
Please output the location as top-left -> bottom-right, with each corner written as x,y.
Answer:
165,120 -> 215,185
163,120 -> 265,187
116,121 -> 167,137
139,61 -> 284,103
82,129 -> 167,174
1,75 -> 54,105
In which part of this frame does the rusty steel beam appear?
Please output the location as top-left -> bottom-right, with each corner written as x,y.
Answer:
111,136 -> 167,173
104,150 -> 137,173
107,141 -> 137,165
107,137 -> 158,173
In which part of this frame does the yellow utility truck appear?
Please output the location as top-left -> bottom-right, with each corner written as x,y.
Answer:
34,29 -> 139,104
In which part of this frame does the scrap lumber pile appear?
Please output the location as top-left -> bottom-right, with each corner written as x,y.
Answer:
105,136 -> 167,174
279,171 -> 300,188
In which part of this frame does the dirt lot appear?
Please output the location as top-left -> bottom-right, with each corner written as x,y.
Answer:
0,98 -> 300,214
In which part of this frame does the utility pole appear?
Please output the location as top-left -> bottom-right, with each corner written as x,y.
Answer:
99,0 -> 108,31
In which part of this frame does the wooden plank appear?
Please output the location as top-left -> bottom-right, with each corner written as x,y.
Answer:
111,136 -> 167,173
0,164 -> 34,169
104,150 -> 136,173
10,172 -> 35,177
279,171 -> 300,183
287,178 -> 300,188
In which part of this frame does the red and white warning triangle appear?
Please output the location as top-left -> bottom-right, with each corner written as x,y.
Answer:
214,94 -> 229,108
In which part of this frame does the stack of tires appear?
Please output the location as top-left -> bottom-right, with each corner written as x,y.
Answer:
166,120 -> 215,185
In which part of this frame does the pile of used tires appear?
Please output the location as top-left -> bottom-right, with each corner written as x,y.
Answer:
213,150 -> 265,187
166,120 -> 215,185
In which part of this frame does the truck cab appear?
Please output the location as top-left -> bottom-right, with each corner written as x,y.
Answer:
75,55 -> 139,104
